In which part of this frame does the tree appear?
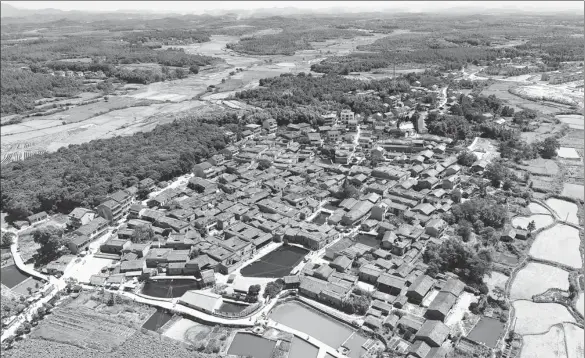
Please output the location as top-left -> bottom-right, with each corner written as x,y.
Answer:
248,284 -> 261,297
257,158 -> 272,171
189,65 -> 199,74
341,184 -> 360,199
538,137 -> 560,159
484,161 -> 509,187
175,68 -> 187,79
263,279 -> 284,299
131,225 -> 155,243
527,220 -> 536,233
457,221 -> 473,242
1,231 -> 15,248
457,150 -> 478,166
32,226 -> 65,263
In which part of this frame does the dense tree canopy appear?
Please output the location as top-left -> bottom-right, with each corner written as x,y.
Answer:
448,198 -> 508,229
423,238 -> 493,284
1,121 -> 226,219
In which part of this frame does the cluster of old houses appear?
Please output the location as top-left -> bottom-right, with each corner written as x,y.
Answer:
23,104 -> 491,355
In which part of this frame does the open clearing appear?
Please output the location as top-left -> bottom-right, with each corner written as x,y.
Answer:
511,214 -> 554,230
510,84 -> 584,108
529,202 -> 552,214
520,325 -> 567,358
530,224 -> 582,269
162,317 -> 201,343
561,183 -> 585,201
546,198 -> 580,225
481,81 -> 573,115
65,256 -> 114,284
564,323 -> 585,358
1,100 -> 216,155
484,271 -> 508,296
519,158 -> 559,176
444,292 -> 477,328
512,301 -> 575,335
509,262 -> 569,301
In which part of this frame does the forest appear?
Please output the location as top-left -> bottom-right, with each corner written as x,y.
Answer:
1,68 -> 83,115
0,121 -> 227,220
226,28 -> 371,55
234,72 -> 410,121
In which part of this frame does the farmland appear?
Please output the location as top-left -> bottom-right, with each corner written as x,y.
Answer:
512,301 -> 575,335
511,214 -> 554,231
509,263 -> 569,301
546,198 -> 580,225
529,224 -> 582,269
520,325 -> 567,358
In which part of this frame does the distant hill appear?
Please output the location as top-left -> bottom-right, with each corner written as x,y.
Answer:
1,2 -> 65,18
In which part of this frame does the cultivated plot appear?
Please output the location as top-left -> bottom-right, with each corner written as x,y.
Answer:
529,224 -> 582,269
512,301 -> 575,335
511,214 -> 554,231
520,325 -> 567,358
561,183 -> 585,201
546,198 -> 580,225
509,262 -> 569,301
564,323 -> 585,358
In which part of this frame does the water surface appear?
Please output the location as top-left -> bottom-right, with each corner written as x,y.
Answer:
0,265 -> 30,289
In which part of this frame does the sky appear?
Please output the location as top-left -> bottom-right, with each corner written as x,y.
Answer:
4,1 -> 584,14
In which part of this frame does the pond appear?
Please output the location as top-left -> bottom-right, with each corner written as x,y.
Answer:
140,279 -> 200,298
312,211 -> 331,226
270,301 -> 368,358
240,245 -> 309,278
289,337 -> 319,358
142,309 -> 173,332
217,301 -> 248,314
466,317 -> 505,348
227,332 -> 276,358
0,264 -> 30,289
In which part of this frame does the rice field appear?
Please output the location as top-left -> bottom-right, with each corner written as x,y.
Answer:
520,325 -> 567,358
563,323 -> 585,358
509,263 -> 569,301
556,114 -> 584,130
511,214 -> 554,231
546,198 -> 580,225
529,224 -> 582,269
558,147 -> 581,159
512,301 -> 575,335
528,202 -> 552,215
561,183 -> 585,201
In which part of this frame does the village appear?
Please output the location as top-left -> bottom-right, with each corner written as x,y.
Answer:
1,80 -> 527,358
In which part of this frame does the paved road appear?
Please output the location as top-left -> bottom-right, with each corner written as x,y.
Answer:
0,228 -> 66,342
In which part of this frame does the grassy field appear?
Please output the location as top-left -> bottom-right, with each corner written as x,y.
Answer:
509,263 -> 569,301
512,301 -> 575,335
530,224 -> 582,269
